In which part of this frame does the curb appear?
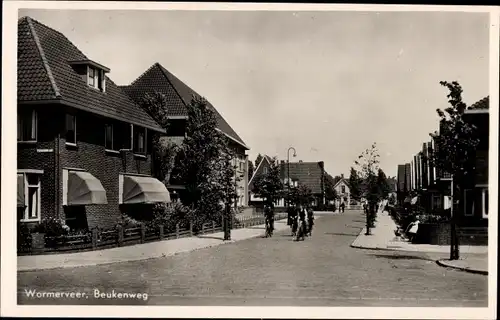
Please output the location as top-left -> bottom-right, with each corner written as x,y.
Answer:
436,260 -> 488,276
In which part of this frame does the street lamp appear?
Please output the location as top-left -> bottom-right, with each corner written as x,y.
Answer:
287,147 -> 297,208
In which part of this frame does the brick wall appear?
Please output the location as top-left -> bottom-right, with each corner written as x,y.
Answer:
18,105 -> 154,230
58,110 -> 153,230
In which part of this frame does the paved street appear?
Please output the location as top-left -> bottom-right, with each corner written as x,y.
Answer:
17,210 -> 487,307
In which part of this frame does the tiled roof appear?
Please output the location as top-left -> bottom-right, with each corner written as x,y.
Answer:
121,63 -> 248,149
280,161 -> 324,194
17,16 -> 163,132
468,96 -> 489,110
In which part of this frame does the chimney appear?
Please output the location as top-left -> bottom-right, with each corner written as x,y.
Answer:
341,174 -> 344,179
299,160 -> 303,163
318,161 -> 324,169
280,160 -> 285,164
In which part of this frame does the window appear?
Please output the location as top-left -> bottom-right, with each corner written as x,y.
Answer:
482,189 -> 488,219
104,123 -> 114,150
133,126 -> 146,154
21,173 -> 41,221
87,66 -> 106,92
464,189 -> 474,216
341,185 -> 346,194
263,167 -> 268,175
65,114 -> 77,145
88,67 -> 96,87
18,109 -> 37,142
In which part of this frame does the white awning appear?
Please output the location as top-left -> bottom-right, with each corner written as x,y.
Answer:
122,175 -> 171,204
67,171 -> 108,205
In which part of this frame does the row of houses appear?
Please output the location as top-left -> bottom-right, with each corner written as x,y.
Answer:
396,96 -> 489,226
247,156 -> 353,209
17,16 -> 250,231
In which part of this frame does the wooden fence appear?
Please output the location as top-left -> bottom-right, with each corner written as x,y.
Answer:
18,213 -> 287,256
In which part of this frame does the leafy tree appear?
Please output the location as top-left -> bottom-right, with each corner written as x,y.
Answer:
324,175 -> 338,202
174,95 -> 237,227
254,154 -> 263,170
348,167 -> 363,201
137,92 -> 179,184
251,157 -> 284,207
248,161 -> 255,180
354,143 -> 381,234
377,168 -> 392,200
288,184 -> 315,207
429,81 -> 480,260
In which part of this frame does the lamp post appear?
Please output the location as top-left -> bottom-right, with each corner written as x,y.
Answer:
287,147 -> 297,208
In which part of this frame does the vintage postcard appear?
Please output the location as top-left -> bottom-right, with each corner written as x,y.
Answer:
1,1 -> 498,319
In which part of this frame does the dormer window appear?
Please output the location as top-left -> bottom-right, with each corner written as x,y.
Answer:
87,66 -> 105,91
69,60 -> 110,93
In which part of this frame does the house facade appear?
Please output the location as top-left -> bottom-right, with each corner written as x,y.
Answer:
332,176 -> 351,208
17,17 -> 170,231
248,155 -> 272,203
397,96 -> 489,226
121,63 -> 250,207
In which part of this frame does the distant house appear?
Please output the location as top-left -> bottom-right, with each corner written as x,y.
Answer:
279,160 -> 327,209
16,17 -> 170,231
121,63 -> 250,207
332,175 -> 351,208
248,155 -> 272,203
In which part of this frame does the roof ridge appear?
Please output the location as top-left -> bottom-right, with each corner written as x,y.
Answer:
25,16 -> 61,98
129,62 -> 161,86
156,63 -> 192,108
25,16 -> 89,61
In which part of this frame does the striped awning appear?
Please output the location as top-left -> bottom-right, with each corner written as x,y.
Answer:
122,175 -> 171,204
17,174 -> 25,207
67,171 -> 108,205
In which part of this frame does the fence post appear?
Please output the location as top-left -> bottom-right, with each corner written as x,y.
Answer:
189,220 -> 193,236
140,223 -> 146,244
92,228 -> 98,250
176,223 -> 180,239
159,225 -> 164,240
117,225 -> 124,247
31,233 -> 45,254
212,221 -> 215,233
202,223 -> 205,234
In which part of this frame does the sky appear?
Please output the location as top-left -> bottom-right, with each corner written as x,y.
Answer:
18,9 -> 490,177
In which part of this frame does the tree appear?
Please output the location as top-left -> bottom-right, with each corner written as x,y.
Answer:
254,154 -> 263,170
137,92 -> 179,184
173,95 -> 237,231
288,184 -> 315,207
354,143 -> 381,235
429,81 -> 480,260
324,175 -> 338,203
252,157 -> 284,207
348,167 -> 363,201
377,168 -> 392,200
248,161 -> 255,180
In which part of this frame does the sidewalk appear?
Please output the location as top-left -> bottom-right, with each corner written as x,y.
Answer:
18,218 -> 296,272
350,211 -> 488,274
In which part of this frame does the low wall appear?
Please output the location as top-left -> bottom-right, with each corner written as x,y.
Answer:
415,223 -> 488,246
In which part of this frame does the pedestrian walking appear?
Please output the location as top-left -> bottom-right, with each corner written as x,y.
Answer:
340,202 -> 345,213
290,205 -> 298,237
294,205 -> 307,241
264,204 -> 274,237
306,206 -> 314,236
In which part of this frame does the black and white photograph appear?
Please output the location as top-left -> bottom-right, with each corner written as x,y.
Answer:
1,2 -> 498,319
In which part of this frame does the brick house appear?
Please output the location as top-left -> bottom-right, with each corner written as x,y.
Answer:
121,63 -> 250,207
461,96 -> 489,225
16,17 -> 170,231
279,160 -> 327,209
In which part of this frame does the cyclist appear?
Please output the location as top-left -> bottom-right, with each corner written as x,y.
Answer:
264,204 -> 274,237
